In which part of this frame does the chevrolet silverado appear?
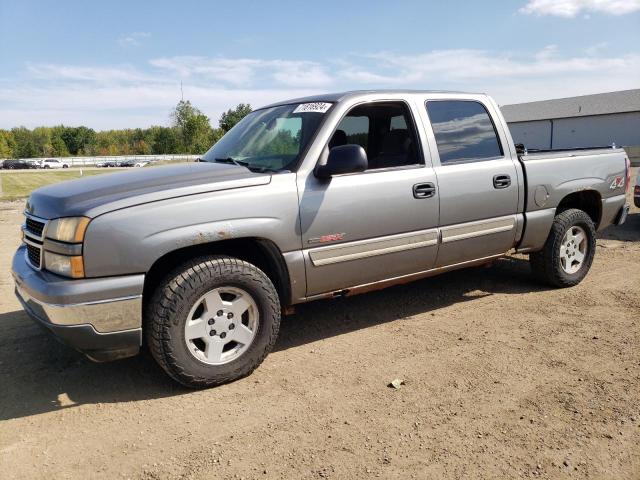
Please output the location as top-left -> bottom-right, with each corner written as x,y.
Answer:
12,90 -> 631,387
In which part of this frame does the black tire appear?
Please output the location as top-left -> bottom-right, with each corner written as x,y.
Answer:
529,208 -> 596,288
145,255 -> 281,388
62,164 -> 68,168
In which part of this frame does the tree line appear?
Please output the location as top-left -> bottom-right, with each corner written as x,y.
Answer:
0,102 -> 252,159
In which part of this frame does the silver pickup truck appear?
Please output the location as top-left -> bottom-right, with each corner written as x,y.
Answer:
12,90 -> 631,388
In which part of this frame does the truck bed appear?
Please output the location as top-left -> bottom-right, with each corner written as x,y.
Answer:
515,146 -> 628,252
519,146 -> 622,161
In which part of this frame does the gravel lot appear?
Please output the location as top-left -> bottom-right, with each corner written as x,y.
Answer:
0,173 -> 638,479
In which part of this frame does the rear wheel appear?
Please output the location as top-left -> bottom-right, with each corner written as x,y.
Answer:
529,208 -> 596,287
145,255 -> 281,388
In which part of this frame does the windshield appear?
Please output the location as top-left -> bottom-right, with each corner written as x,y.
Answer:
201,102 -> 331,172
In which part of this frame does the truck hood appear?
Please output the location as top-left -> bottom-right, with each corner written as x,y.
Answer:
25,162 -> 271,219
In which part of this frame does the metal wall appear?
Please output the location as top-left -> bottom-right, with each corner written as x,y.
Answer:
508,111 -> 640,151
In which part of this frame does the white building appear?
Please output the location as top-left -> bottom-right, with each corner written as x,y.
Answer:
502,89 -> 640,164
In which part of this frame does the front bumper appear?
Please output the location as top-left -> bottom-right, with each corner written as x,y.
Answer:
12,245 -> 144,362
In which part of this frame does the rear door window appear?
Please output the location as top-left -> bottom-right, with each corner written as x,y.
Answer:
426,100 -> 503,164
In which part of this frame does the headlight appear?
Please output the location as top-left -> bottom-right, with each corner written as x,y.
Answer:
43,251 -> 85,278
46,217 -> 90,243
41,216 -> 89,278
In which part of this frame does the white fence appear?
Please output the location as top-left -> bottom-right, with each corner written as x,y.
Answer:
13,154 -> 200,166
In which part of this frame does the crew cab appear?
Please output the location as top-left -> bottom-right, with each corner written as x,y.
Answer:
11,90 -> 631,388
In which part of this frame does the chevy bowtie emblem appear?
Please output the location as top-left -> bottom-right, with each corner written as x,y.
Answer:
308,233 -> 345,244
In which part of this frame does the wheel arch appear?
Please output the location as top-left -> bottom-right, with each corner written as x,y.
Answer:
143,237 -> 293,309
556,190 -> 602,228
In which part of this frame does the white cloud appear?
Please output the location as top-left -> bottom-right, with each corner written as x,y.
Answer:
118,32 -> 151,47
3,47 -> 640,129
26,63 -> 151,83
343,47 -> 640,83
534,44 -> 559,60
584,41 -> 609,55
0,84 -> 321,129
520,0 -> 640,17
149,56 -> 332,88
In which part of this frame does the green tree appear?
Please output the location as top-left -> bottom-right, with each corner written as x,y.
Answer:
51,126 -> 70,156
183,115 -> 212,154
170,100 -> 213,153
0,98 -> 257,159
0,130 -> 15,158
219,103 -> 252,133
59,126 -> 97,155
11,127 -> 37,158
150,126 -> 180,154
32,127 -> 54,156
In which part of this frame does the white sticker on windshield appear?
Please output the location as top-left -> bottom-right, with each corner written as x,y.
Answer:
292,102 -> 333,114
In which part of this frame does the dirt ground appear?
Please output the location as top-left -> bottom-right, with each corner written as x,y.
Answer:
1,174 -> 639,479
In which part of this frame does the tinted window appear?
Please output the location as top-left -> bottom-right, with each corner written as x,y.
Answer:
426,101 -> 502,164
329,102 -> 420,170
334,116 -> 368,150
390,115 -> 407,130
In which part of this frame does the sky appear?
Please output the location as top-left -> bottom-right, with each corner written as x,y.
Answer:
0,0 -> 639,130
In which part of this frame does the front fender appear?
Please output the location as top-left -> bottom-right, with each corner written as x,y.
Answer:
82,175 -> 300,277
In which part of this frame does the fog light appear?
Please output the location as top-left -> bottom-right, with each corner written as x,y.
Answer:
44,251 -> 85,278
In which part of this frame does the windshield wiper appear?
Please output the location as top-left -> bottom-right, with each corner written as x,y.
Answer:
251,166 -> 288,173
214,157 -> 285,174
214,157 -> 250,168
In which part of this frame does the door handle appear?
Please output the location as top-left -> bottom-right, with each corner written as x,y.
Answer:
493,174 -> 511,189
413,182 -> 436,199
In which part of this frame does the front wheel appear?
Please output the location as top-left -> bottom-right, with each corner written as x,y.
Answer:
145,256 -> 281,388
529,208 -> 596,287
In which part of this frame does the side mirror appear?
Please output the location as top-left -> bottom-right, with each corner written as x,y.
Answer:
315,144 -> 368,179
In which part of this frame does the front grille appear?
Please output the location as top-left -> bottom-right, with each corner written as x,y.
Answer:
25,217 -> 45,238
26,243 -> 42,268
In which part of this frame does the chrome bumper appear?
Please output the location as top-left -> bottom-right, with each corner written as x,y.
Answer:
11,245 -> 144,361
14,282 -> 142,332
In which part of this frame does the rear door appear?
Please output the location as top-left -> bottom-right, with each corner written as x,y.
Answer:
423,99 -> 520,267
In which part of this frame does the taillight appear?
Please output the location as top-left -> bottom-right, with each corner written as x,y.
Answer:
625,156 -> 631,193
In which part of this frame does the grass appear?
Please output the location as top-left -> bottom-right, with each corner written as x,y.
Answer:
0,169 -> 112,200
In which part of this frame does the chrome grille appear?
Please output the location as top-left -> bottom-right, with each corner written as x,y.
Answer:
25,217 -> 46,238
26,243 -> 42,268
23,213 -> 47,270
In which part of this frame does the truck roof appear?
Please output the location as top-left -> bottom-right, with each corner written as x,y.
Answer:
262,89 -> 483,109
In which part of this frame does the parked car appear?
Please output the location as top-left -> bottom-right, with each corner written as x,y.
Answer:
3,159 -> 31,169
135,161 -> 149,168
41,158 -> 69,169
119,159 -> 136,167
95,160 -> 116,167
101,160 -> 119,167
25,160 -> 41,169
12,90 -> 631,388
635,170 -> 640,208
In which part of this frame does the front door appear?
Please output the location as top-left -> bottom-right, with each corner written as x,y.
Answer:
299,101 -> 440,296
